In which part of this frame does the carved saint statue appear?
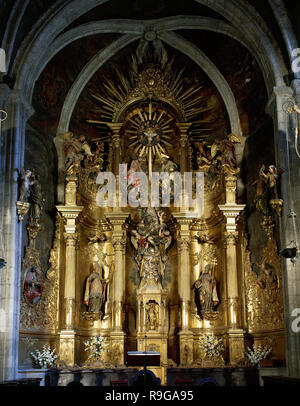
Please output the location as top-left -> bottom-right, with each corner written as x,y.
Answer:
84,261 -> 108,314
17,168 -> 34,202
23,266 -> 44,306
194,263 -> 219,314
131,207 -> 171,288
146,302 -> 159,330
259,164 -> 282,201
28,174 -> 45,224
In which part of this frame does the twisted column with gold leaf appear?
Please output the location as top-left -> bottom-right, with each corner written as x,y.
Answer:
173,214 -> 194,366
105,212 -> 129,366
57,174 -> 83,365
219,171 -> 245,365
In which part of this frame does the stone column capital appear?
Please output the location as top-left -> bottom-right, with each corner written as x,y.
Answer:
265,85 -> 294,116
6,89 -> 35,119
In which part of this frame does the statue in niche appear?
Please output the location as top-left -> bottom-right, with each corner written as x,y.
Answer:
146,302 -> 159,330
131,207 -> 171,288
23,266 -> 44,306
28,174 -> 45,225
193,263 -> 219,315
84,261 -> 108,314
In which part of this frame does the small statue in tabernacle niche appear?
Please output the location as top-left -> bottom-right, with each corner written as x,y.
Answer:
193,263 -> 219,317
23,266 -> 44,306
84,261 -> 108,315
28,173 -> 45,225
146,301 -> 159,331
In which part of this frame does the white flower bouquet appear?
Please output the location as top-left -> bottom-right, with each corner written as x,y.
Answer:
30,345 -> 58,369
84,335 -> 107,362
245,344 -> 272,367
198,333 -> 224,361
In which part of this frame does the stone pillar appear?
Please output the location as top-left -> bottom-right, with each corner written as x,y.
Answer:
57,174 -> 83,366
266,84 -> 300,378
177,123 -> 191,174
0,89 -> 34,380
105,212 -> 129,366
219,172 -> 245,365
173,214 -> 193,365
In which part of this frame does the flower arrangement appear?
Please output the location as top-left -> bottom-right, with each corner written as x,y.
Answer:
245,344 -> 272,367
198,333 -> 224,361
84,335 -> 107,362
30,345 -> 58,369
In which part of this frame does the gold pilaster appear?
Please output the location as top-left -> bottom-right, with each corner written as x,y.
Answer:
219,171 -> 246,365
56,173 -> 83,366
107,123 -> 123,175
176,123 -> 191,174
173,214 -> 194,365
106,212 -> 129,366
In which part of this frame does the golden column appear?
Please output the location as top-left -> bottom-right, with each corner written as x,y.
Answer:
177,123 -> 191,174
219,171 -> 245,365
57,174 -> 83,365
106,213 -> 129,366
173,214 -> 194,366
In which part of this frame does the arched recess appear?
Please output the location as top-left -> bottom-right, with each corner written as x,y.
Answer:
10,0 -> 288,104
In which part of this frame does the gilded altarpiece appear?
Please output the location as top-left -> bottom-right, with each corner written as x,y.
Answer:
19,56 -> 286,379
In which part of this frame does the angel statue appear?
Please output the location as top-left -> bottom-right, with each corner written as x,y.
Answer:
62,132 -> 92,175
259,164 -> 283,216
84,261 -> 109,314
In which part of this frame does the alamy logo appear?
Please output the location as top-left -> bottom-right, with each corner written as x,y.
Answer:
292,48 -> 300,74
0,48 -> 6,73
291,308 -> 300,333
95,164 -> 204,215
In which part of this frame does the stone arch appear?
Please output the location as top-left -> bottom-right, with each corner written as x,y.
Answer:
38,16 -> 273,95
10,0 -> 288,103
